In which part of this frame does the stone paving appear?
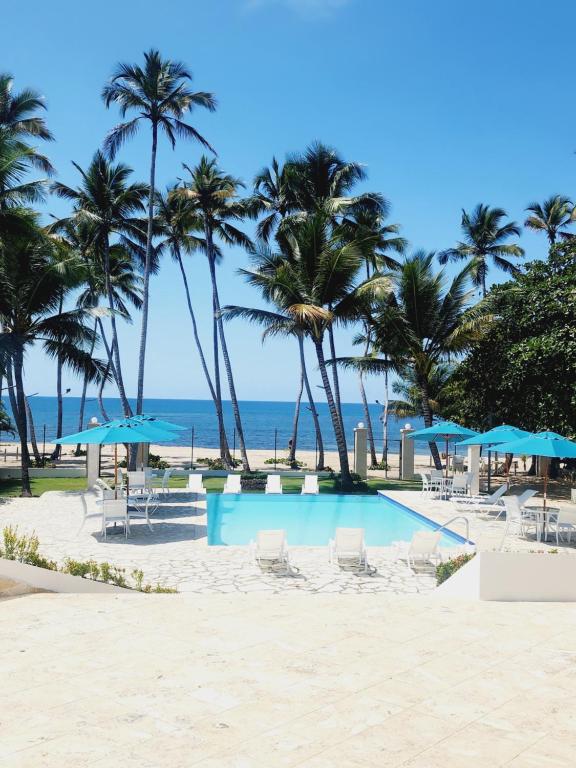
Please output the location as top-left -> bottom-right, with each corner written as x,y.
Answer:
0,491 -> 442,594
1,591 -> 576,767
0,486 -> 573,595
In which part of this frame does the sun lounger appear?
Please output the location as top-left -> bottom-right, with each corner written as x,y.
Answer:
265,475 -> 283,494
394,531 -> 442,568
223,474 -> 242,494
453,483 -> 507,512
252,529 -> 297,575
329,528 -> 376,574
301,474 -> 319,495
188,473 -> 207,495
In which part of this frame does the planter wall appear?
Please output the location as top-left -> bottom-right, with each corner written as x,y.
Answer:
0,558 -> 132,594
436,551 -> 576,601
0,467 -> 86,480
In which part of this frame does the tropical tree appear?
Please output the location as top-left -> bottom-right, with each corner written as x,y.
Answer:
225,213 -> 386,485
155,187 -> 232,464
0,226 -> 106,495
102,49 -> 216,417
176,157 -> 252,470
51,151 -> 148,418
337,252 -> 488,469
524,195 -> 574,245
439,204 -> 524,296
250,157 -> 299,242
388,363 -> 453,420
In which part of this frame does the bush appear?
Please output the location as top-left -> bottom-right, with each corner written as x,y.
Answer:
436,553 -> 475,585
369,460 -> 390,471
0,526 -> 177,593
263,457 -> 307,468
196,456 -> 241,470
147,453 -> 169,470
240,472 -> 267,491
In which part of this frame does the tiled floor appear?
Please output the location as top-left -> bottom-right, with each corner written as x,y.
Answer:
1,591 -> 575,766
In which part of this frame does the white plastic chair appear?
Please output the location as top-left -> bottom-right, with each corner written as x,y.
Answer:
127,492 -> 154,532
419,473 -> 432,497
329,528 -> 375,574
395,531 -> 442,568
251,530 -> 296,575
159,468 -> 173,494
450,475 -> 469,497
265,475 -> 283,494
453,483 -> 507,512
101,499 -> 130,539
429,469 -> 443,496
223,474 -> 242,494
501,496 -> 538,543
547,507 -> 576,544
301,475 -> 319,495
188,473 -> 207,495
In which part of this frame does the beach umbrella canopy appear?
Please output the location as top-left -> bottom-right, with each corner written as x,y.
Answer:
459,424 -> 531,447
494,431 -> 576,508
407,421 -> 478,477
55,421 -> 175,445
118,414 -> 186,433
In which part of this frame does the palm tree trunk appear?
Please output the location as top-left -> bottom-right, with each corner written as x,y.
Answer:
299,335 -> 324,470
205,225 -> 250,471
75,317 -> 98,454
288,351 -> 304,466
314,337 -> 351,484
103,239 -> 132,417
358,371 -> 377,467
11,347 -> 32,496
50,293 -> 64,462
327,321 -> 345,432
419,378 -> 442,470
25,398 -> 42,466
175,244 -> 231,463
136,121 -> 158,417
381,366 -> 389,466
98,357 -> 111,423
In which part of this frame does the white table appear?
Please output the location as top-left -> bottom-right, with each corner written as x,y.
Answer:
524,505 -> 560,542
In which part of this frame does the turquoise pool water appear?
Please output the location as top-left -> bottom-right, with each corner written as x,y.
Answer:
207,493 -> 466,546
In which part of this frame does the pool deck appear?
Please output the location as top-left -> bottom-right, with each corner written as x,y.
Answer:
0,488 -> 573,595
1,591 -> 576,767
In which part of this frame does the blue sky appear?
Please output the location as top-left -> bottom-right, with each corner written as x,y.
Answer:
4,0 -> 576,406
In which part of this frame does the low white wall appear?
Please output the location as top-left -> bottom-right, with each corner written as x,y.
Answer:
0,467 -> 86,480
0,558 -> 132,594
436,551 -> 576,602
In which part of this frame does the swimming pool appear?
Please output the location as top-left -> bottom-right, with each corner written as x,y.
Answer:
207,493 -> 467,547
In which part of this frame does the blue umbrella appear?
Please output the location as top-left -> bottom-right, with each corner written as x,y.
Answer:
459,424 -> 532,490
494,431 -> 576,508
55,420 -> 176,487
407,421 -> 478,477
114,414 -> 187,433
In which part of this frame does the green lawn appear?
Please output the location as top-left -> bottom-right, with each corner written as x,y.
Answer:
0,475 -> 420,497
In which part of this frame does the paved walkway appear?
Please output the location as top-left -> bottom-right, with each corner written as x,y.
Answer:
1,591 -> 576,767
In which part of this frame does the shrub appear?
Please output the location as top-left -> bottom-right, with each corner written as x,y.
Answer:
369,460 -> 390,471
436,553 -> 475,585
196,456 -> 241,470
240,472 -> 267,491
263,457 -> 307,468
147,453 -> 169,470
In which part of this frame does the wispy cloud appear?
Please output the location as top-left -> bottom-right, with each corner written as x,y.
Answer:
244,0 -> 353,19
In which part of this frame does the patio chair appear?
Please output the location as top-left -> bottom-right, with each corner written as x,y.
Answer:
501,496 -> 538,544
329,528 -> 376,575
419,472 -> 432,497
251,530 -> 297,575
450,475 -> 469,497
101,498 -> 130,539
547,507 -> 576,545
188,473 -> 207,495
453,483 -> 507,512
159,468 -> 173,494
452,455 -> 465,473
265,475 -> 283,494
223,474 -> 242,494
127,492 -> 154,533
429,469 -> 444,495
491,488 -> 538,520
301,474 -> 319,495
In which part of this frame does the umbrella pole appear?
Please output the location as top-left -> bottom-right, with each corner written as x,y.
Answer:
445,438 -> 449,478
543,466 -> 548,511
487,449 -> 491,493
114,444 -> 118,499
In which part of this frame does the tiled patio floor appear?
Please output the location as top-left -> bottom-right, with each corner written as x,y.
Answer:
1,591 -> 575,766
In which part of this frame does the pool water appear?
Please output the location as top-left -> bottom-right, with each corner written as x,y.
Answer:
207,493 -> 466,547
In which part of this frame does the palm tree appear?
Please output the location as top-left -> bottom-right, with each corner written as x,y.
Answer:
389,363 -> 453,419
439,204 -> 524,296
0,227 -> 106,495
249,157 -> 299,242
524,195 -> 574,244
177,157 -> 252,470
361,252 -> 488,468
102,49 -> 216,417
51,151 -> 148,418
155,187 -> 232,464
226,214 -> 386,484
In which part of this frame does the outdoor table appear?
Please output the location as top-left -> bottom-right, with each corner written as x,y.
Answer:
524,505 -> 560,542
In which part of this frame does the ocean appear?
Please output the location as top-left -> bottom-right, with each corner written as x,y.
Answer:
2,396 -> 426,454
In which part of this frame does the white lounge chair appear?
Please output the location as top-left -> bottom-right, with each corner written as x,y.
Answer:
252,530 -> 296,575
453,483 -> 507,512
329,528 -> 376,574
223,474 -> 242,494
101,499 -> 130,539
301,474 -> 319,495
265,475 -> 283,494
395,531 -> 442,568
188,473 -> 207,495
